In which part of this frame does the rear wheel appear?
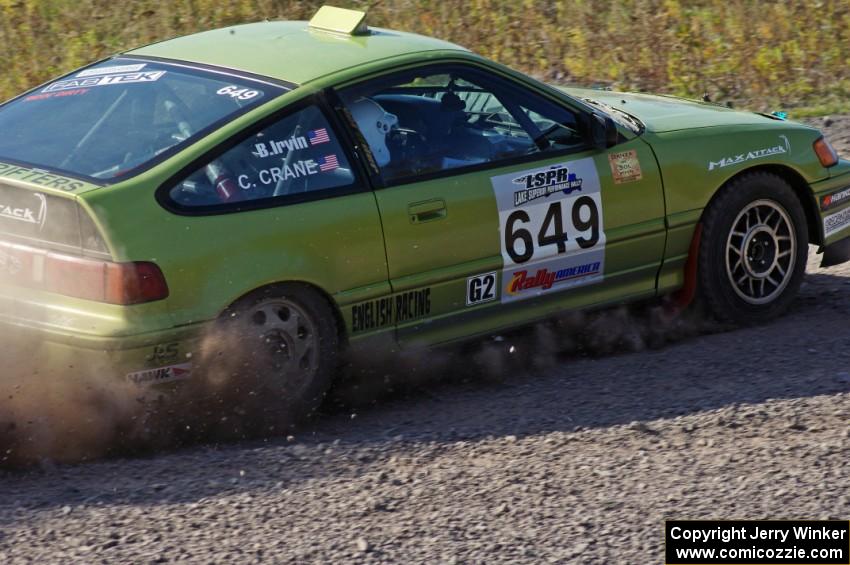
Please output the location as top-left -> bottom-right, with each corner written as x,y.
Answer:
697,172 -> 808,325
200,284 -> 340,434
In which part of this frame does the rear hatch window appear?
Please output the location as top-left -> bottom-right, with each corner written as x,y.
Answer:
0,58 -> 288,183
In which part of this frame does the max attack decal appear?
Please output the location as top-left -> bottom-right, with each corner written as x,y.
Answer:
708,136 -> 790,171
126,363 -> 192,386
0,163 -> 86,191
0,192 -> 46,230
824,207 -> 850,238
821,187 -> 850,211
43,70 -> 166,93
608,150 -> 642,184
512,164 -> 582,206
491,159 -> 605,303
351,288 -> 432,333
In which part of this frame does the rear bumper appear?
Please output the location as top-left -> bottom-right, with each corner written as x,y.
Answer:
0,314 -> 208,385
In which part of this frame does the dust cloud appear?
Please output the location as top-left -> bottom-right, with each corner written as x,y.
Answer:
0,299 -> 719,468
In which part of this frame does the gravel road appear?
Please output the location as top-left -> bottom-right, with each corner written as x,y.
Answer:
0,117 -> 848,564
0,256 -> 848,563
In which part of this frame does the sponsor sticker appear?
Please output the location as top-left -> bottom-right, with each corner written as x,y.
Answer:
466,272 -> 498,306
821,186 -> 850,211
0,163 -> 86,191
491,158 -> 605,303
126,363 -> 192,386
76,63 -> 147,78
823,206 -> 850,238
708,135 -> 790,171
511,164 -> 583,207
43,70 -> 166,93
0,192 -> 47,231
608,149 -> 643,184
351,288 -> 432,333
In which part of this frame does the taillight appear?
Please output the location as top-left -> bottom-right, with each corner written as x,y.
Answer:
814,136 -> 839,168
0,241 -> 168,305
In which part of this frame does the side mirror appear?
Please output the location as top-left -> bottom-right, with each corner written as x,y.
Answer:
590,113 -> 619,149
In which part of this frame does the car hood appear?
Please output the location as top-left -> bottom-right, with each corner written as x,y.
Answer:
557,87 -> 781,133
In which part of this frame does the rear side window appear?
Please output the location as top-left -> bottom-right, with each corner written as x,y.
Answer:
0,58 -> 286,182
166,104 -> 356,210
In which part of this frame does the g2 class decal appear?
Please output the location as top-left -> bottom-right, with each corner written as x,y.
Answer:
466,272 -> 498,306
491,158 -> 605,303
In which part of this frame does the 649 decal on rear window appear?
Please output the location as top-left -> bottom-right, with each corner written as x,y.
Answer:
491,159 -> 606,303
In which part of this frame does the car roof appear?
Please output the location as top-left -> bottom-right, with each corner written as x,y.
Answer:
127,21 -> 468,86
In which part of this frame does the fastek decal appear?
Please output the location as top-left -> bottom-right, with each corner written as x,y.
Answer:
76,63 -> 147,78
43,70 -> 166,93
0,163 -> 86,191
608,149 -> 643,184
824,207 -> 850,238
511,164 -> 582,207
126,363 -> 192,386
821,187 -> 850,211
491,158 -> 606,303
351,288 -> 432,333
466,272 -> 498,306
0,193 -> 47,230
708,135 -> 790,171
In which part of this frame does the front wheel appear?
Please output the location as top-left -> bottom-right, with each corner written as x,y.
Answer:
697,172 -> 808,325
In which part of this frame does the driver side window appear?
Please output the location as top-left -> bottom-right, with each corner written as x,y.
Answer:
339,67 -> 585,184
168,105 -> 354,209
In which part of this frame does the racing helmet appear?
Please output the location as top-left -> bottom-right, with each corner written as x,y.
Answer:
348,97 -> 398,167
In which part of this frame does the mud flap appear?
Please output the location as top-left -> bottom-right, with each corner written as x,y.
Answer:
820,237 -> 850,268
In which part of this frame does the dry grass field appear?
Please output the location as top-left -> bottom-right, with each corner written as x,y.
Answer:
1,1 -> 849,112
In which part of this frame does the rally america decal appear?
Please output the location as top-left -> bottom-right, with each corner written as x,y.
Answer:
491,159 -> 605,303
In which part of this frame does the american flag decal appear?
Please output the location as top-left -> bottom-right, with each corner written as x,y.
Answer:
319,155 -> 339,172
308,128 -> 330,145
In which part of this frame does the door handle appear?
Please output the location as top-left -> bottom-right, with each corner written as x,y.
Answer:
408,199 -> 447,224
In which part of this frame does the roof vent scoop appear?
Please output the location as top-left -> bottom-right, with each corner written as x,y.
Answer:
308,5 -> 370,36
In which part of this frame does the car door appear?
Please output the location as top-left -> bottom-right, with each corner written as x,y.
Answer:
335,63 -> 666,346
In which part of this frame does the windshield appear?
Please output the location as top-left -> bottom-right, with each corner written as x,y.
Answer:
0,58 -> 287,182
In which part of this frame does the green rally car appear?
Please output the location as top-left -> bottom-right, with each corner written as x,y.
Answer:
1,6 -> 849,418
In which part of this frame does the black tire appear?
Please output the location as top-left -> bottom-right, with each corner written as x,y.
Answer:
196,283 -> 340,436
697,171 -> 808,325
